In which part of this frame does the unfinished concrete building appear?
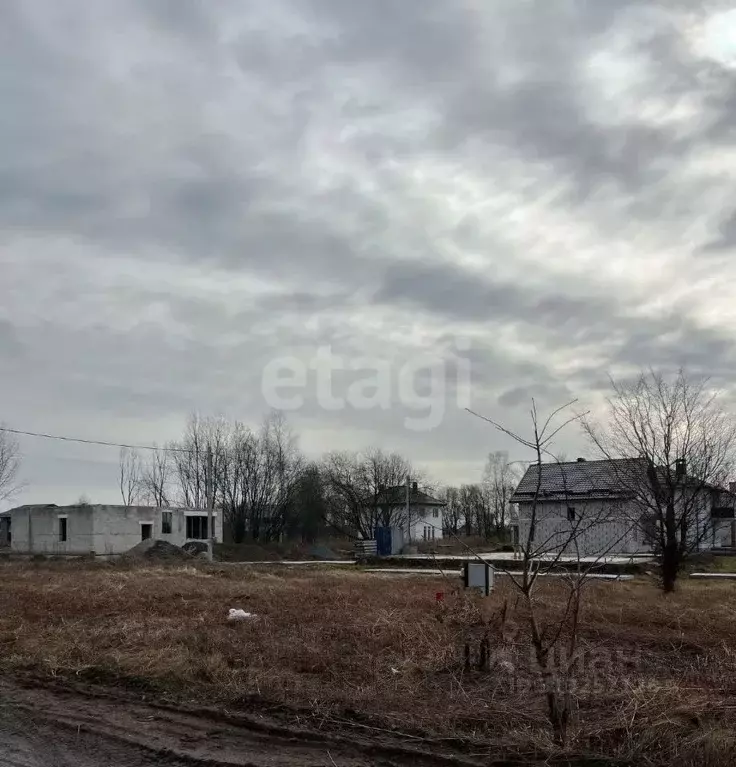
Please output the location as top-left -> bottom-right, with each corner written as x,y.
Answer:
0,504 -> 219,555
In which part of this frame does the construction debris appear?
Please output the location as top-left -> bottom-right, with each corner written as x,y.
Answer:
124,539 -> 190,561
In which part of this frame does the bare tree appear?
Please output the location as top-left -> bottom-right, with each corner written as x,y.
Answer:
288,463 -> 328,543
139,447 -> 172,507
163,412 -> 304,543
481,451 -> 519,537
321,451 -> 371,538
440,483 -> 489,537
583,369 -> 736,592
218,412 -> 304,543
468,402 -> 633,747
170,414 -> 228,510
0,429 -> 21,504
459,483 -> 487,536
442,486 -> 463,536
321,448 -> 419,539
119,448 -> 141,507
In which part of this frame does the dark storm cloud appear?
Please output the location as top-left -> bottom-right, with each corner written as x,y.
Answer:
374,258 -> 736,384
373,258 -> 604,331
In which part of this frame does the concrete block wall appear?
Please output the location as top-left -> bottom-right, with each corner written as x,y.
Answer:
10,504 -> 219,555
11,506 -> 95,555
91,505 -> 157,555
90,506 -> 219,554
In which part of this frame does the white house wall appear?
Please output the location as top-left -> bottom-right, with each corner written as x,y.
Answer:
517,494 -> 720,557
713,519 -> 735,548
516,500 -> 644,557
407,505 -> 443,542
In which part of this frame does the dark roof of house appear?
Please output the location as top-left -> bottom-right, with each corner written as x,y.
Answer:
370,486 -> 446,507
510,458 -> 650,503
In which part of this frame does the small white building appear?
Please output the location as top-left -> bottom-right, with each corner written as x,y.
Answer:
372,482 -> 446,543
0,503 -> 219,556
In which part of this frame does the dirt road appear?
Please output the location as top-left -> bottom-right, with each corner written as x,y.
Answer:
0,678 -> 497,767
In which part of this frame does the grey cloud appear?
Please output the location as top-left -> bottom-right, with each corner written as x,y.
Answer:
0,320 -> 22,360
373,259 -> 595,328
374,259 -> 736,386
703,211 -> 736,253
140,0 -> 220,46
301,0 -> 712,201
498,384 -> 572,410
610,319 -> 736,380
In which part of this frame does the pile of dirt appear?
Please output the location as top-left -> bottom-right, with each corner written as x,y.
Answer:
181,541 -> 209,556
124,539 -> 190,561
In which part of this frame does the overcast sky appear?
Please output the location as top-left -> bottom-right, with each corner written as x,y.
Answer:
1,0 -> 735,507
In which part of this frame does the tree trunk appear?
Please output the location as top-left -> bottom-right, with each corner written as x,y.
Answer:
545,687 -> 569,747
231,514 -> 246,544
663,501 -> 679,593
662,540 -> 679,593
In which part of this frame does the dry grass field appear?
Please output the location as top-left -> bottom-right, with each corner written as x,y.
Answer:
1,559 -> 736,765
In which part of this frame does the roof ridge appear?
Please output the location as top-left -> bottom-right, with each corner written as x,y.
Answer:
535,457 -> 645,467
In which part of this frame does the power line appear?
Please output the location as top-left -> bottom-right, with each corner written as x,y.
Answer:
0,427 -> 192,454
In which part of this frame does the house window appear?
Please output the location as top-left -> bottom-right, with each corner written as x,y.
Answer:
567,507 -> 576,522
433,509 -> 439,518
59,517 -> 67,543
141,523 -> 153,542
161,511 -> 172,535
186,515 -> 209,540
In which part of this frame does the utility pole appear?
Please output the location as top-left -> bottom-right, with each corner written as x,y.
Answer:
206,445 -> 214,562
405,474 -> 411,543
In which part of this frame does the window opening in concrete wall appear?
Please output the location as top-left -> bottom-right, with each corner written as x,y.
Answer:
141,523 -> 153,541
161,511 -> 172,535
186,515 -> 209,540
567,506 -> 576,522
59,517 -> 67,543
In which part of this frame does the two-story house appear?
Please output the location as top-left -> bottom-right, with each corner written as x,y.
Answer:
510,457 -> 724,557
371,481 -> 446,542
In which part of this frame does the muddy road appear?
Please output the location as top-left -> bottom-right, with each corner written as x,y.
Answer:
0,679 -> 499,767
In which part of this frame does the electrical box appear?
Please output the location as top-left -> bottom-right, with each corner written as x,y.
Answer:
463,561 -> 494,596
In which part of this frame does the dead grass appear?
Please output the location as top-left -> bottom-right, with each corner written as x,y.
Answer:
1,560 -> 736,765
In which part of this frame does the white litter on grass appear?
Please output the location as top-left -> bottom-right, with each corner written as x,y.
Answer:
228,608 -> 256,621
